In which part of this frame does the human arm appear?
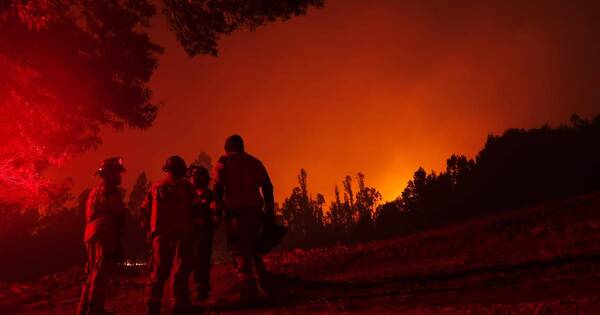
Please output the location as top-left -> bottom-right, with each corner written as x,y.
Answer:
211,156 -> 227,224
260,163 -> 275,223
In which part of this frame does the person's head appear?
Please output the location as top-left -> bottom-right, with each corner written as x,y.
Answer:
96,157 -> 125,186
188,165 -> 210,188
162,155 -> 187,178
224,134 -> 244,154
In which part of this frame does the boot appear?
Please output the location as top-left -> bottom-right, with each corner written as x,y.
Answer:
77,304 -> 89,315
77,284 -> 90,315
171,303 -> 192,315
147,304 -> 160,315
191,284 -> 210,304
88,304 -> 114,315
237,279 -> 258,307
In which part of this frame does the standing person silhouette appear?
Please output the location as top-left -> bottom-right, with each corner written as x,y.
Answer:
188,165 -> 221,303
213,135 -> 275,305
142,156 -> 195,315
77,157 -> 126,315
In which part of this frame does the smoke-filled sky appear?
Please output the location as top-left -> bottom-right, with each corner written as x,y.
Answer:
46,0 -> 600,204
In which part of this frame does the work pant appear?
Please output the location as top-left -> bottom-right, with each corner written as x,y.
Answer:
191,222 -> 213,301
77,238 -> 119,315
145,235 -> 193,311
226,208 -> 267,302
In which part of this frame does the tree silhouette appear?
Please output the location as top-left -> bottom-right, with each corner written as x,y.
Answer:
353,172 -> 381,240
376,113 -> 600,237
0,0 -> 324,205
374,199 -> 404,239
342,175 -> 355,228
326,185 -> 345,240
124,172 -> 152,261
128,173 -> 151,220
3,113 -> 599,279
0,186 -> 86,280
281,114 -> 600,247
281,169 -> 328,247
163,0 -> 325,56
0,1 -> 162,204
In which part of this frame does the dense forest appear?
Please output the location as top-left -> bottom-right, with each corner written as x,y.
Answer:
279,114 -> 600,247
0,113 -> 598,280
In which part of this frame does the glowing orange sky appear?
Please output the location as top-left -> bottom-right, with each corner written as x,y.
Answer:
46,0 -> 600,204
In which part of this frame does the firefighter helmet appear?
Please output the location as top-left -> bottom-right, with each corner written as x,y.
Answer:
96,157 -> 125,176
162,155 -> 187,176
188,165 -> 210,178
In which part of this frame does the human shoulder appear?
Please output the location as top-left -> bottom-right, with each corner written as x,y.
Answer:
216,154 -> 231,165
152,177 -> 171,189
89,185 -> 102,198
245,153 -> 266,169
180,178 -> 194,189
85,186 -> 101,207
242,152 -> 261,162
215,154 -> 233,171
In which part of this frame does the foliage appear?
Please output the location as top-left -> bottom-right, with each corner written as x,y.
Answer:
0,0 -> 161,204
374,113 -> 600,236
1,0 -> 324,276
0,187 -> 86,281
0,0 -> 323,205
124,172 -> 151,261
281,169 -> 380,248
2,114 -> 599,279
282,114 -> 600,247
162,0 -> 324,56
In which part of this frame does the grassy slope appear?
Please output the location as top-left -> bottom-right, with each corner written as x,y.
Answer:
2,192 -> 600,314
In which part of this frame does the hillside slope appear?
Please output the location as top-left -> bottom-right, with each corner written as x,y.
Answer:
2,192 -> 600,314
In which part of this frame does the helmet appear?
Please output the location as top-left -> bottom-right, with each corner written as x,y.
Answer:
162,155 -> 187,176
96,157 -> 125,176
188,165 -> 210,178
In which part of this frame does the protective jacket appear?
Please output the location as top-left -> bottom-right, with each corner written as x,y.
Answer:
78,184 -> 125,315
84,185 -> 126,243
214,152 -> 274,210
191,188 -> 214,225
213,151 -> 274,303
142,176 -> 195,238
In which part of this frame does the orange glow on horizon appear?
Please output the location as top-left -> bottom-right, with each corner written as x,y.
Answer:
44,0 -> 600,205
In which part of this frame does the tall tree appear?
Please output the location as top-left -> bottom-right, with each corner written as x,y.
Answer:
281,168 -> 327,247
401,167 -> 427,213
327,185 -> 344,229
0,0 -> 324,205
162,0 -> 325,56
314,193 -> 325,228
125,172 -> 151,261
355,172 -> 381,227
128,172 -> 150,219
1,1 -> 162,204
342,175 -> 355,226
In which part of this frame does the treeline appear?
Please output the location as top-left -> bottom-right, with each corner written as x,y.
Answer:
1,114 -> 599,280
279,114 -> 600,248
278,170 -> 381,247
0,184 -> 86,281
0,177 -> 150,281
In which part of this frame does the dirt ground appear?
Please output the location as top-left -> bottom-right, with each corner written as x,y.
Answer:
2,192 -> 600,314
